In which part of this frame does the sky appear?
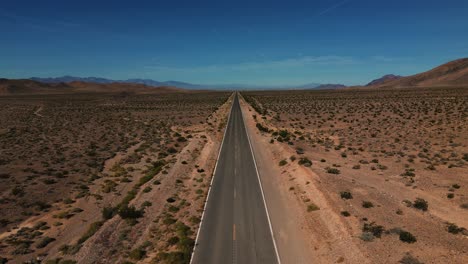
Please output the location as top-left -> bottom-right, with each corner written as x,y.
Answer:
1,0 -> 468,86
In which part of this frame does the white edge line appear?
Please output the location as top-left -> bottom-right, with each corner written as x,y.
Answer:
238,93 -> 282,264
189,91 -> 236,264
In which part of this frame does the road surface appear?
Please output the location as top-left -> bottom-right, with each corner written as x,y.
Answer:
191,93 -> 280,264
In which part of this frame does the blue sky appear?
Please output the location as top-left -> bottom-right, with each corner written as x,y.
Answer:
1,0 -> 467,86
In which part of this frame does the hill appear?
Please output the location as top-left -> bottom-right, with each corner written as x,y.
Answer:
369,58 -> 468,88
366,74 -> 402,86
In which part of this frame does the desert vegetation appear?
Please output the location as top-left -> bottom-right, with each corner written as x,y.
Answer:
241,87 -> 468,263
0,91 -> 231,263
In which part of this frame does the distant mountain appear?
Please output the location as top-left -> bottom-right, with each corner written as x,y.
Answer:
366,58 -> 468,88
30,76 -> 206,89
0,78 -> 184,95
312,84 -> 346,90
30,76 -> 114,84
27,76 -> 336,90
366,74 -> 402,86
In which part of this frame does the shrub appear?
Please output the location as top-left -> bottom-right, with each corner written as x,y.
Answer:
102,206 -> 117,220
278,130 -> 289,138
36,236 -> 56,248
452,184 -> 461,189
118,205 -> 143,219
341,211 -> 350,217
401,169 -> 415,177
360,232 -> 374,242
256,123 -> 269,133
298,157 -> 312,167
325,167 -> 340,174
446,223 -> 466,234
168,236 -> 179,245
340,191 -> 353,200
362,201 -> 374,208
399,253 -> 423,264
362,222 -> 384,238
447,193 -> 454,199
307,203 -> 320,212
279,159 -> 287,166
413,198 -> 428,211
399,231 -> 417,243
129,247 -> 146,260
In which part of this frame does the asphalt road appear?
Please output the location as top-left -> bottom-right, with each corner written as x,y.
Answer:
191,93 -> 280,264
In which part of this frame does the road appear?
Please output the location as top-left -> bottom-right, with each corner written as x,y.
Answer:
191,93 -> 280,264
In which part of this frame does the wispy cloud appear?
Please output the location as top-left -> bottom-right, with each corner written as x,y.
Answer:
144,55 -> 356,74
317,0 -> 351,16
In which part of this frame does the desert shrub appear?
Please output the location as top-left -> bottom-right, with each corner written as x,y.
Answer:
118,205 -> 143,219
401,169 -> 415,177
11,186 -> 25,196
447,193 -> 454,199
460,203 -> 468,209
399,231 -> 417,243
36,236 -> 56,249
279,159 -> 287,166
278,130 -> 289,138
341,211 -> 350,217
307,203 -> 320,212
256,123 -> 269,133
102,206 -> 117,220
166,197 -> 176,203
168,236 -> 180,245
446,223 -> 466,234
168,205 -> 180,213
362,201 -> 374,208
360,232 -> 374,242
352,165 -> 361,169
298,157 -> 312,167
129,247 -> 146,260
363,222 -> 384,238
167,147 -> 177,154
325,167 -> 340,174
452,184 -> 461,189
340,191 -> 353,199
413,198 -> 428,211
399,253 -> 423,264
463,153 -> 468,162
142,201 -> 152,207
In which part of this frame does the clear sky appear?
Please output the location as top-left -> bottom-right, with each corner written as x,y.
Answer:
1,0 -> 467,86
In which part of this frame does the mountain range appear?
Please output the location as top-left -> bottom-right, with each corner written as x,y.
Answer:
29,76 -> 333,90
2,58 -> 467,95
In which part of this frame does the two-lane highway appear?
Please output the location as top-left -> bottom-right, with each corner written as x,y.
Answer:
191,93 -> 280,264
